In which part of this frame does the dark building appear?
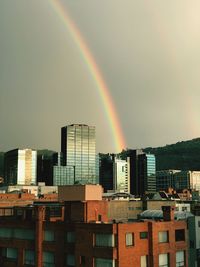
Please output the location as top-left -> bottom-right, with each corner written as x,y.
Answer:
0,152 -> 4,178
127,150 -> 156,196
99,154 -> 114,192
37,153 -> 60,186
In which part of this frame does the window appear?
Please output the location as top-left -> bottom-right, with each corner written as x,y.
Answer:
125,233 -> 134,246
176,251 -> 184,267
44,230 -> 55,242
0,228 -> 35,240
141,255 -> 148,267
95,258 -> 115,267
67,231 -> 75,243
0,228 -> 12,238
24,250 -> 35,265
14,229 -> 35,240
158,231 -> 168,243
3,248 -> 18,261
159,253 -> 169,267
95,234 -> 114,247
175,230 -> 185,242
140,232 -> 148,239
66,254 -> 75,266
43,251 -> 55,267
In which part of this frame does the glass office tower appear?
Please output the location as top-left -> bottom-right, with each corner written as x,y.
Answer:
128,150 -> 156,196
61,124 -> 96,184
138,153 -> 156,194
146,154 -> 156,192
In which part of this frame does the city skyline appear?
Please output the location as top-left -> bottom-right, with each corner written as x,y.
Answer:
1,0 -> 200,153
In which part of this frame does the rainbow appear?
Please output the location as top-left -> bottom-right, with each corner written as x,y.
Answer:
50,0 -> 126,152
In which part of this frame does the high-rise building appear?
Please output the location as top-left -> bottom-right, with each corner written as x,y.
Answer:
128,150 -> 156,196
113,157 -> 130,193
37,152 -> 58,186
4,149 -> 37,185
138,153 -> 156,194
53,165 -> 75,186
99,154 -> 114,192
61,124 -> 96,184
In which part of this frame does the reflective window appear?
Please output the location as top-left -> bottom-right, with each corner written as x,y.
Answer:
125,233 -> 134,246
158,231 -> 168,243
95,234 -> 115,247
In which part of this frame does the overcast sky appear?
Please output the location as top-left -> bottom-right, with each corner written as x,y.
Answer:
1,0 -> 200,153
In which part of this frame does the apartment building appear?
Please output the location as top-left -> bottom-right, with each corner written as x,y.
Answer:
0,185 -> 188,267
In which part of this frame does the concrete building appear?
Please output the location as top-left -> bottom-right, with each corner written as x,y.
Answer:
4,149 -> 37,186
107,200 -> 143,221
0,184 -> 58,197
61,124 -> 96,184
113,157 -> 130,193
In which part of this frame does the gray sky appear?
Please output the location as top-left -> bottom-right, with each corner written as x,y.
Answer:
1,0 -> 200,153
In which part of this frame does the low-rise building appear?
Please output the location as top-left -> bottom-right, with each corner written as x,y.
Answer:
0,185 -> 188,267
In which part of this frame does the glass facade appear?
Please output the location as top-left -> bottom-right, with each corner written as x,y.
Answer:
146,154 -> 156,192
53,166 -> 74,186
61,124 -> 96,184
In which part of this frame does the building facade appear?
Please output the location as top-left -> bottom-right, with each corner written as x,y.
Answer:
99,154 -> 114,192
128,150 -> 156,196
0,202 -> 188,267
61,124 -> 96,184
113,158 -> 130,193
157,170 -> 200,191
156,170 -> 180,191
4,149 -> 37,186
53,166 -> 75,186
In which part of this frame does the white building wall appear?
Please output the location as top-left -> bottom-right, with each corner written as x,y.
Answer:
175,203 -> 191,212
17,149 -> 37,185
17,150 -> 25,184
31,150 -> 37,185
190,171 -> 200,191
113,159 -> 130,193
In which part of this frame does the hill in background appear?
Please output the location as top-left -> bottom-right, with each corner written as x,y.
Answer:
144,138 -> 200,171
120,138 -> 200,171
1,138 -> 200,176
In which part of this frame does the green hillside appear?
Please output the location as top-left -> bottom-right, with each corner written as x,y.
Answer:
144,138 -> 200,171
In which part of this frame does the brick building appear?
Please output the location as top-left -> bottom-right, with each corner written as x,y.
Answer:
0,185 -> 188,267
